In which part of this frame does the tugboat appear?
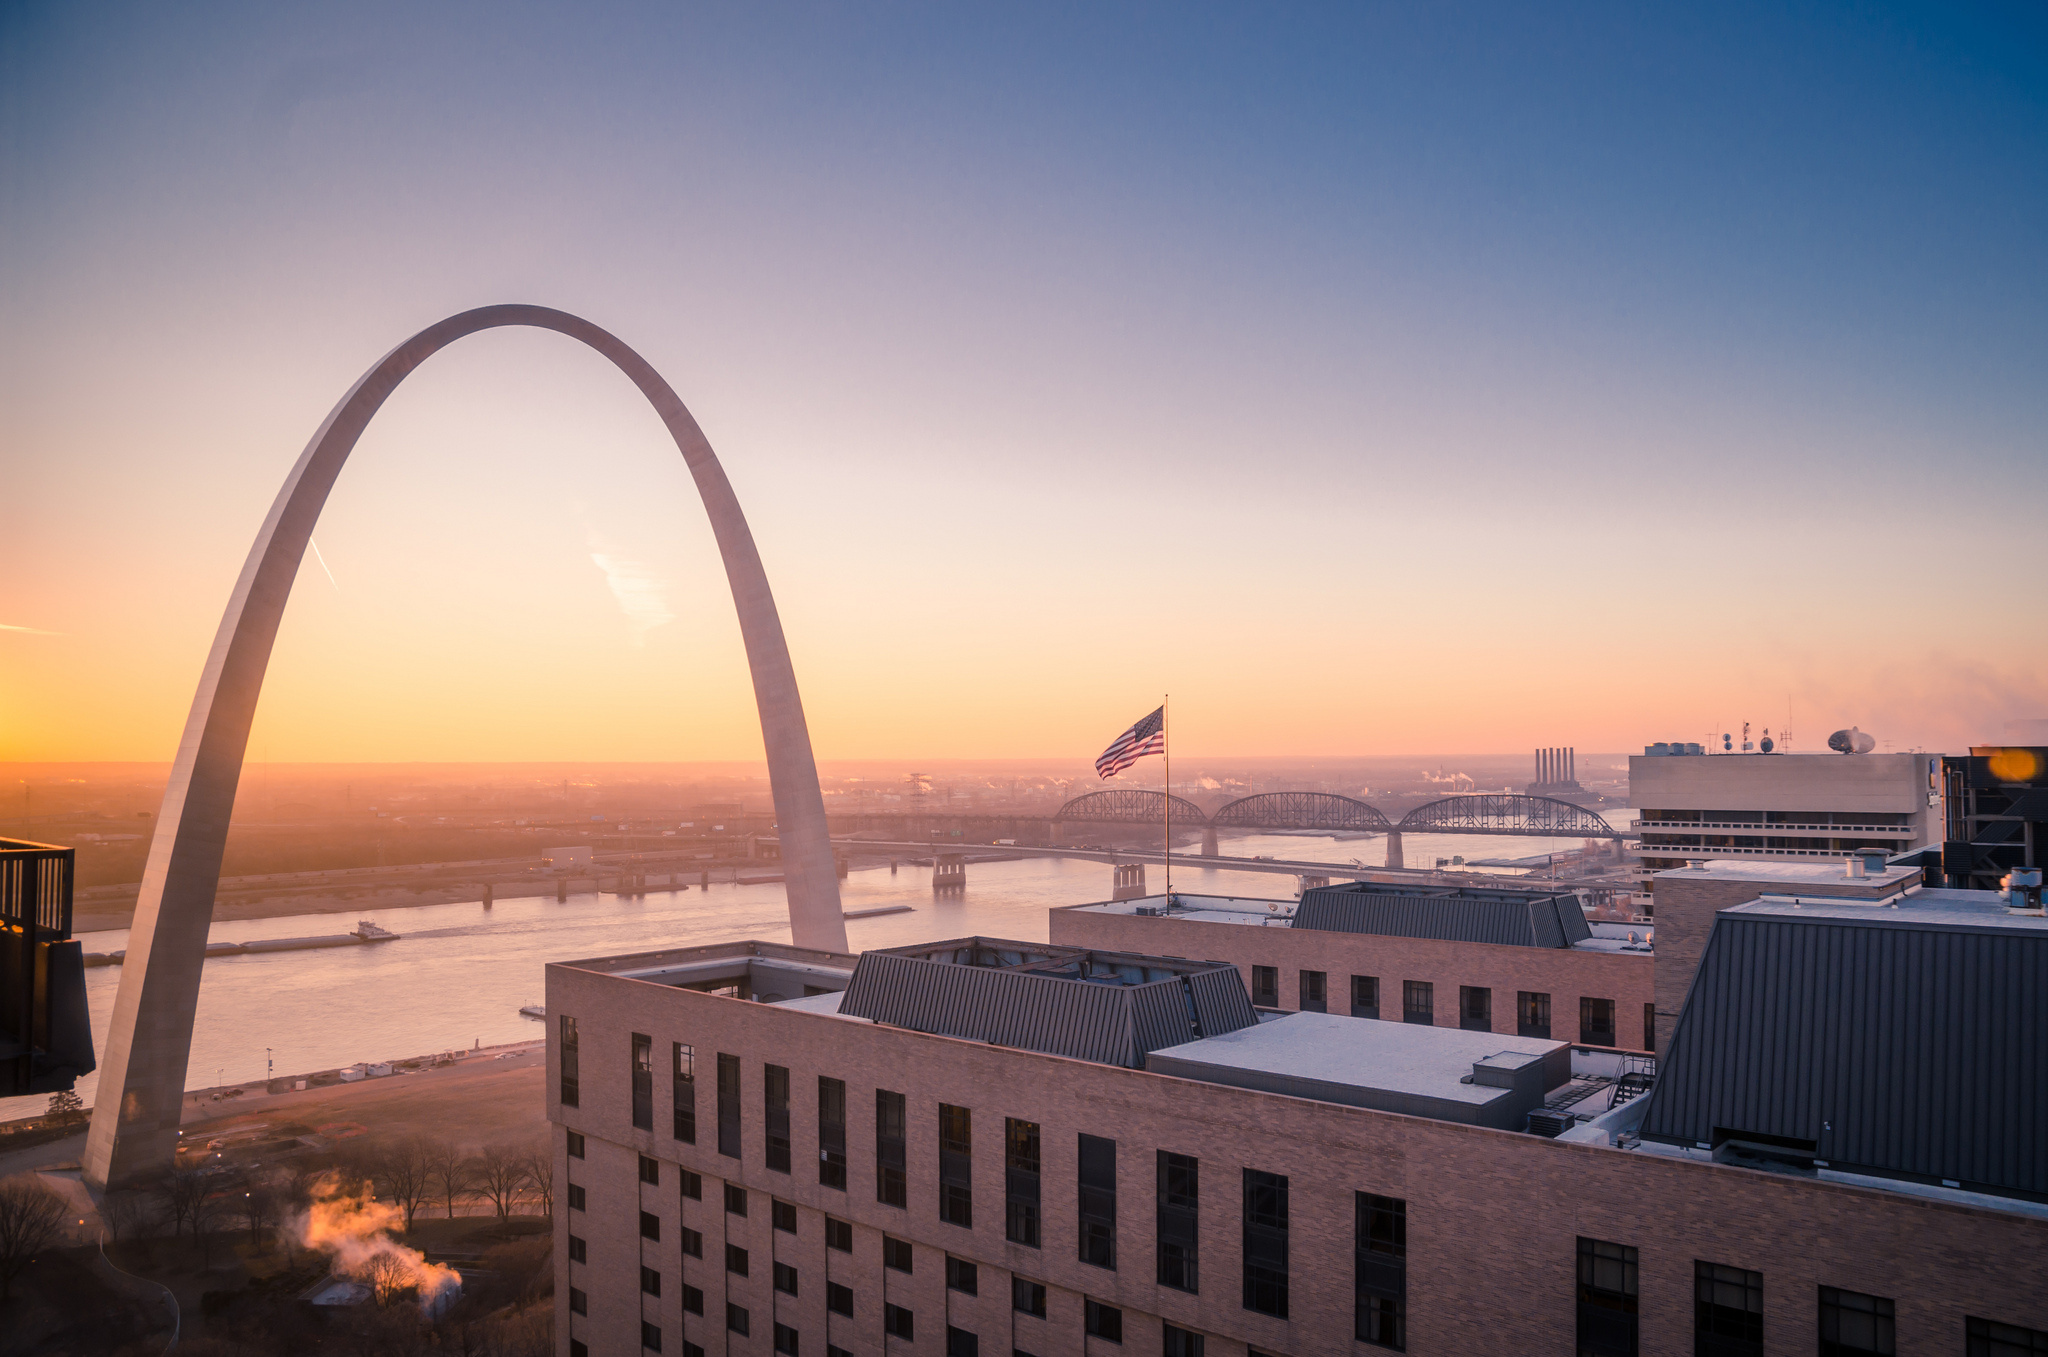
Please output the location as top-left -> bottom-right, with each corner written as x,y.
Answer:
353,920 -> 400,942
518,1003 -> 546,1019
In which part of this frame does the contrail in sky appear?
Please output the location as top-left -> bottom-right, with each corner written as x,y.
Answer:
310,539 -> 339,589
0,622 -> 62,634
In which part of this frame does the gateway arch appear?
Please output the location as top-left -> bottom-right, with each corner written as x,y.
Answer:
85,305 -> 846,1186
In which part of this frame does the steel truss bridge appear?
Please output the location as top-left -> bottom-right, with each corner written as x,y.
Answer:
1051,789 -> 1620,839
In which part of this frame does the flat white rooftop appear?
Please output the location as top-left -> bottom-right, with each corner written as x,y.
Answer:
1068,893 -> 1298,926
1727,888 -> 2048,933
1147,1011 -> 1568,1128
1655,859 -> 1921,890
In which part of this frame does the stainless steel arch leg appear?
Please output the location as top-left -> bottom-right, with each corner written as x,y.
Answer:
84,306 -> 846,1186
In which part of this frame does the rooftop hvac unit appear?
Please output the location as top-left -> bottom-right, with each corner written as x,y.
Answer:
1526,1108 -> 1577,1138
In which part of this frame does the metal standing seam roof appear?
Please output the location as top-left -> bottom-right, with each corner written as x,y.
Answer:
836,946 -> 1259,1068
1639,908 -> 2048,1201
1292,887 -> 1592,948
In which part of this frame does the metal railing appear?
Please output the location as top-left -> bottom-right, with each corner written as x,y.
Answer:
1,838 -> 74,938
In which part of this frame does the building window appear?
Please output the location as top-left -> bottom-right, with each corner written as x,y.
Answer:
1163,1325 -> 1205,1357
828,1281 -> 854,1316
884,1304 -> 915,1340
877,1089 -> 908,1208
725,1183 -> 748,1216
1695,1263 -> 1763,1357
572,1342 -> 587,1357
825,1216 -> 853,1252
764,1063 -> 792,1172
632,1032 -> 655,1131
947,1256 -> 979,1294
1403,981 -> 1433,1025
1006,1117 -> 1042,1247
717,1053 -> 742,1158
680,1169 -> 702,1200
567,1233 -> 586,1262
774,1261 -> 799,1296
680,1226 -> 702,1258
819,1076 -> 848,1189
725,1244 -> 749,1276
1459,986 -> 1492,1032
1085,1299 -> 1123,1343
673,1042 -> 696,1144
773,1198 -> 797,1233
1820,1286 -> 1895,1356
1644,1003 -> 1656,1052
1242,1169 -> 1288,1319
827,1348 -> 851,1357
567,1130 -> 585,1159
569,1287 -> 587,1315
641,1265 -> 662,1296
1351,975 -> 1380,1019
1012,1277 -> 1047,1317
1079,1133 -> 1117,1270
946,1327 -> 979,1357
774,1324 -> 800,1356
1299,970 -> 1327,1012
883,1234 -> 913,1272
1966,1316 -> 2048,1356
639,1154 -> 660,1186
640,1211 -> 660,1242
642,1320 -> 662,1353
1250,966 -> 1278,1007
682,1284 -> 703,1315
1577,1237 -> 1639,1357
937,1103 -> 973,1227
1518,991 -> 1552,1039
727,1304 -> 750,1336
559,1015 -> 579,1106
1581,997 -> 1617,1046
1356,1192 -> 1406,1350
568,1184 -> 585,1212
1156,1151 -> 1198,1294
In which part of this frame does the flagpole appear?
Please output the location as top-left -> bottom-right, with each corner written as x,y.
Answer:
1163,694 -> 1171,900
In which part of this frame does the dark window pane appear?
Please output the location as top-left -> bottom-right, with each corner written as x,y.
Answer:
1965,1316 -> 2048,1357
727,1304 -> 750,1336
884,1304 -> 914,1340
1250,966 -> 1278,1006
726,1244 -> 749,1275
1079,1134 -> 1116,1270
774,1261 -> 798,1296
828,1281 -> 854,1316
1351,975 -> 1379,1019
1693,1262 -> 1763,1357
819,1076 -> 847,1190
765,1064 -> 792,1173
884,1235 -> 913,1273
639,1154 -> 660,1186
1299,970 -> 1327,1012
1403,981 -> 1433,1025
640,1211 -> 660,1242
632,1033 -> 654,1131
1242,1169 -> 1288,1319
1085,1300 -> 1123,1342
1580,997 -> 1617,1046
1011,1277 -> 1046,1317
725,1183 -> 748,1216
1820,1286 -> 1895,1357
947,1256 -> 979,1294
1006,1117 -> 1042,1248
559,1015 -> 580,1106
717,1053 -> 742,1158
877,1090 -> 908,1208
641,1265 -> 661,1296
1157,1151 -> 1199,1294
1518,991 -> 1552,1039
825,1216 -> 853,1252
642,1321 -> 662,1352
1459,986 -> 1491,1031
773,1198 -> 797,1233
1577,1237 -> 1639,1357
947,1327 -> 980,1357
673,1043 -> 696,1144
940,1104 -> 973,1228
1163,1324 -> 1205,1357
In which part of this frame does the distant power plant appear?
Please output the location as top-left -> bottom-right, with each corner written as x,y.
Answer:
1530,746 -> 1583,795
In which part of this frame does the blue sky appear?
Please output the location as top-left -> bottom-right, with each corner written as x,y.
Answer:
4,3 -> 2044,759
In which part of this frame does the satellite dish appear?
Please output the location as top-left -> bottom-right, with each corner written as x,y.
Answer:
1828,726 -> 1877,755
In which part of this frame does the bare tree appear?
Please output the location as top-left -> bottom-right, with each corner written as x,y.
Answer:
519,1142 -> 554,1219
44,1089 -> 85,1127
367,1250 -> 414,1307
372,1136 -> 437,1234
191,1182 -> 228,1268
0,1175 -> 69,1299
152,1167 -> 210,1239
97,1188 -> 156,1243
473,1144 -> 527,1225
425,1140 -> 475,1220
239,1182 -> 280,1246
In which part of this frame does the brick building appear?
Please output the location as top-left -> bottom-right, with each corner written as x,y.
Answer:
1050,881 -> 1656,1053
546,914 -> 2047,1356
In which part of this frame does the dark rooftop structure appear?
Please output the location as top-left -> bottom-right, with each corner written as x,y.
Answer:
1293,880 -> 1593,949
834,937 -> 1259,1068
1640,888 -> 2048,1202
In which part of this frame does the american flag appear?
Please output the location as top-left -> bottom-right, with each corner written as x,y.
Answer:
1095,707 -> 1166,779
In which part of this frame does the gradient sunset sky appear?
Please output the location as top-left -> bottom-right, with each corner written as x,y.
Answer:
4,3 -> 2044,764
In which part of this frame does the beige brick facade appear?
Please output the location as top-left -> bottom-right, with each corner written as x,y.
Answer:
548,956 -> 2048,1357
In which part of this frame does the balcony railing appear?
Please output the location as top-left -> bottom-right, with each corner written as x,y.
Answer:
0,839 -> 74,939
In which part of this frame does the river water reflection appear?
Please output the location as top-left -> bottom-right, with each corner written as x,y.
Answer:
9,821 -> 1630,1122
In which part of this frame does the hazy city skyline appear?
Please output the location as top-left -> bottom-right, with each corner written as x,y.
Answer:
7,4 -> 2045,765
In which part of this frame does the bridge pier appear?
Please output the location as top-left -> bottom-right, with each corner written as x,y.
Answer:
933,853 -> 966,894
1110,862 -> 1148,902
1384,830 -> 1404,869
1201,824 -> 1218,857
